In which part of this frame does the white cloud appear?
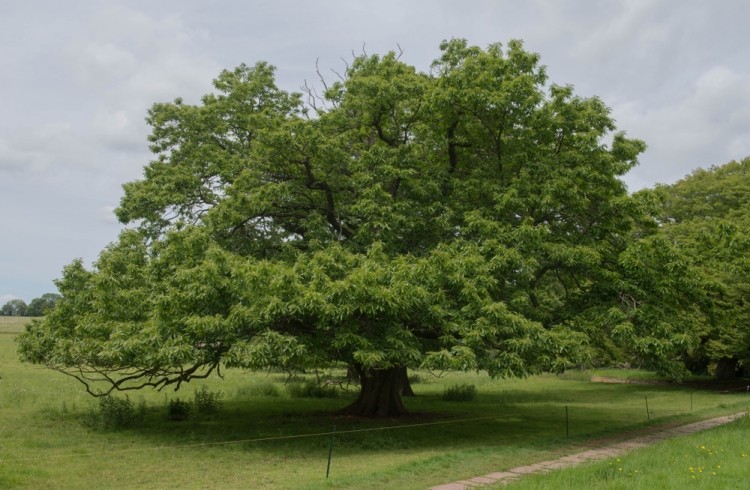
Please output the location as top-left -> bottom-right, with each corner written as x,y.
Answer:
54,4 -> 221,168
2,0 -> 749,300
63,4 -> 218,104
97,206 -> 119,225
571,0 -> 669,58
0,139 -> 36,173
618,64 -> 750,188
91,110 -> 145,152
0,123 -> 93,173
68,42 -> 138,85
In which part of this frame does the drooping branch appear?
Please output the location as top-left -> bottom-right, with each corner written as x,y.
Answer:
52,361 -> 221,397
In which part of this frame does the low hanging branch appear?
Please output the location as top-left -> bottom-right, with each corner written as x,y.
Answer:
52,361 -> 222,397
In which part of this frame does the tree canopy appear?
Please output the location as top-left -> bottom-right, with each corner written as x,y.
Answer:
2,298 -> 27,317
638,158 -> 750,378
25,293 -> 62,317
1,294 -> 61,317
19,39 -> 698,416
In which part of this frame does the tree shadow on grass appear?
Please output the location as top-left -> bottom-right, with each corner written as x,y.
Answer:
100,380 -> 738,459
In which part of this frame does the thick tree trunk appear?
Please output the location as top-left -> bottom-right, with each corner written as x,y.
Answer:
338,366 -> 408,417
398,366 -> 415,397
346,365 -> 360,384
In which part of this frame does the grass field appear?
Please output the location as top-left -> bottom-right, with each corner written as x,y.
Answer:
1,317 -> 749,489
0,316 -> 33,334
511,414 -> 750,489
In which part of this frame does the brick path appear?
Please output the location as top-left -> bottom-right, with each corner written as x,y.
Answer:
429,412 -> 746,489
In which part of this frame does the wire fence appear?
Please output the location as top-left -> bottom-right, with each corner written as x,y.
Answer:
0,414 -> 504,463
2,387 -> 748,485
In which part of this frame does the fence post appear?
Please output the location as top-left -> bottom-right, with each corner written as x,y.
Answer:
565,405 -> 569,437
645,396 -> 650,420
326,425 -> 336,478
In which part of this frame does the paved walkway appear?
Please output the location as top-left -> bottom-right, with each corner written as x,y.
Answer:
430,412 -> 746,489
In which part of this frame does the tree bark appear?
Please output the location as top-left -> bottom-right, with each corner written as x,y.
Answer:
338,366 -> 408,417
346,364 -> 360,384
398,366 -> 415,397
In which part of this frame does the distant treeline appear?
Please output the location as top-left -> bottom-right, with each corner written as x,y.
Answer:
1,293 -> 61,316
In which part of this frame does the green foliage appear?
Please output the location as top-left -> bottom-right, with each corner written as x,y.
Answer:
18,38 -> 699,413
25,293 -> 61,317
1,299 -> 27,316
1,294 -> 61,317
636,157 -> 750,377
83,395 -> 138,431
193,385 -> 223,415
167,398 -> 191,421
163,387 -> 225,421
442,383 -> 478,402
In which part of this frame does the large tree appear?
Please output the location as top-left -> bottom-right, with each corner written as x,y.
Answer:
639,158 -> 750,378
20,40 -> 680,416
25,293 -> 62,317
1,298 -> 27,316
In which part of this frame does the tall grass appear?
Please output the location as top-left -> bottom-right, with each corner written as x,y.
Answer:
1,319 -> 748,489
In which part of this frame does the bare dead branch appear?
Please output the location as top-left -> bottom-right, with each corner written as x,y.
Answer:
315,58 -> 331,92
331,66 -> 346,83
50,361 -> 220,397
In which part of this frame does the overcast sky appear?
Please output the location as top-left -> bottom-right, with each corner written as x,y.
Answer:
1,0 -> 749,303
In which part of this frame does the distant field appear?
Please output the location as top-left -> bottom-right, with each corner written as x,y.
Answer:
0,316 -> 33,334
1,324 -> 748,489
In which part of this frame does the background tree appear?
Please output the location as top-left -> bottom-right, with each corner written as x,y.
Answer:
638,158 -> 750,378
19,40 -> 692,416
25,293 -> 62,317
1,298 -> 27,316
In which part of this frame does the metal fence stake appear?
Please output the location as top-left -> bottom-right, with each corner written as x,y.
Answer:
326,425 -> 336,478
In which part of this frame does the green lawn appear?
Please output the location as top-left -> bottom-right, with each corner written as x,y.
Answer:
509,414 -> 750,489
1,318 -> 748,489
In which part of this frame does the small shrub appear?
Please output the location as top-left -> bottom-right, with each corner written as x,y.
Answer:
442,383 -> 477,402
83,395 -> 136,430
193,386 -> 223,416
408,372 -> 423,385
245,383 -> 281,398
167,398 -> 191,421
287,381 -> 338,398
